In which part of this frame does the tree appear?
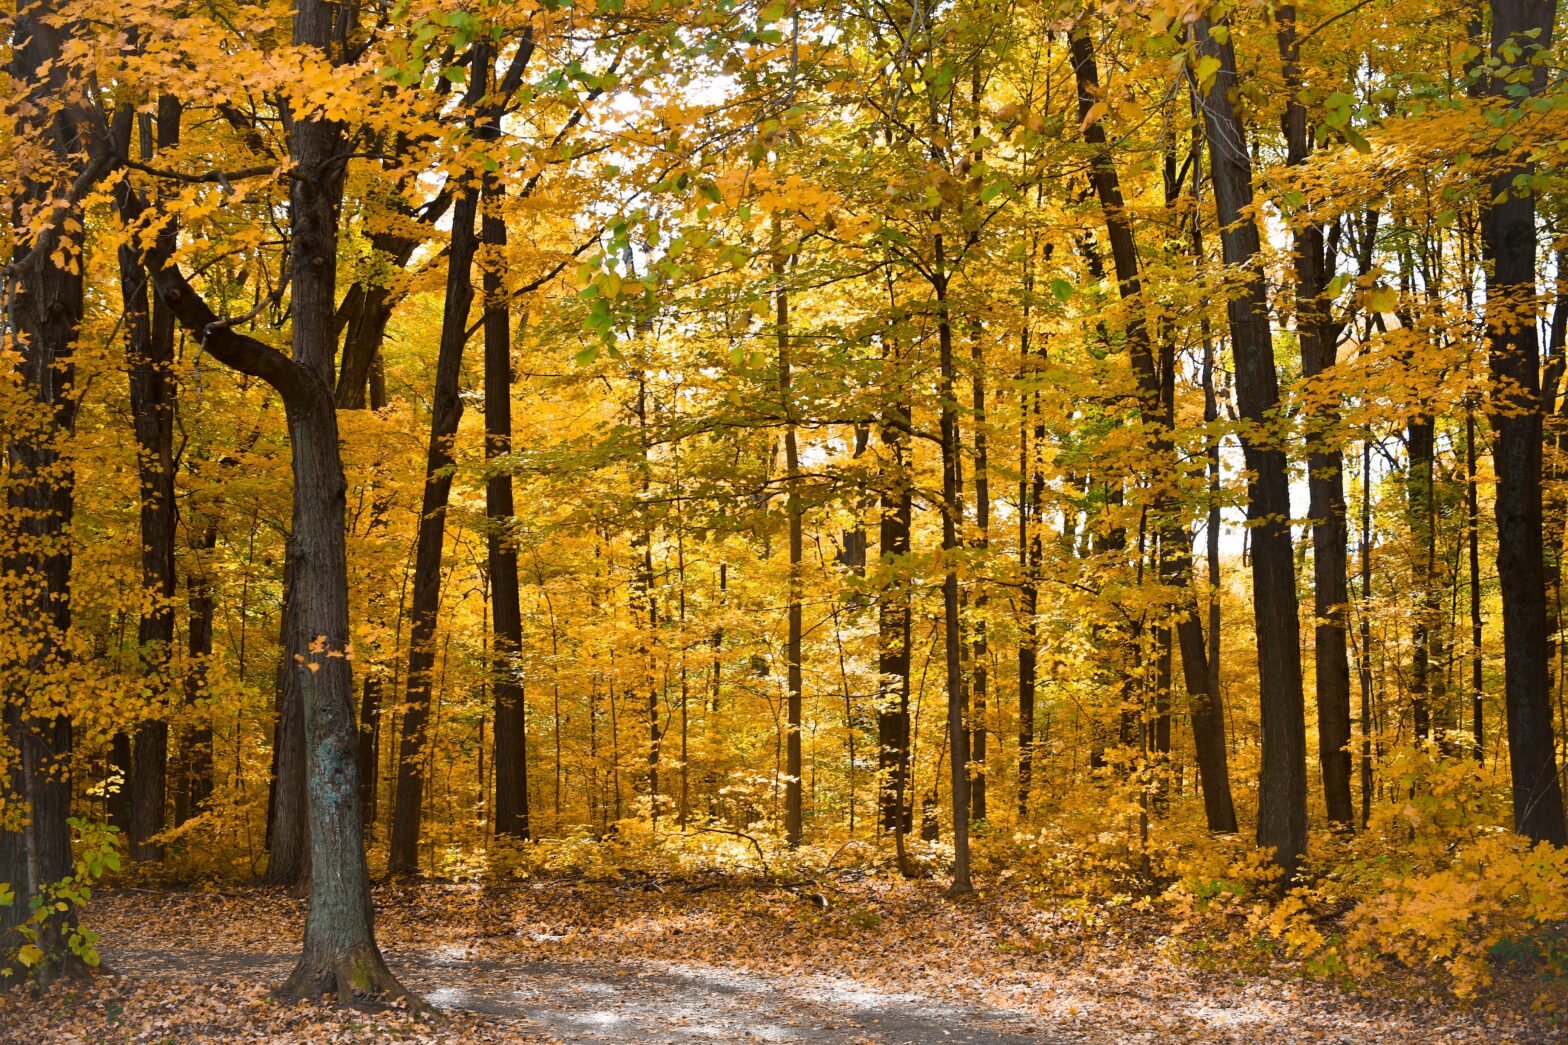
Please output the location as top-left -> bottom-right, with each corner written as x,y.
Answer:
1479,0 -> 1567,846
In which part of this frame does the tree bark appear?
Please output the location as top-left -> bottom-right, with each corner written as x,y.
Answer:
388,160 -> 485,875
877,339 -> 914,851
934,244 -> 973,895
1480,0 -> 1567,845
0,0 -> 90,984
1193,15 -> 1309,875
125,0 -> 408,999
1276,5 -> 1354,827
483,141 -> 530,844
1072,28 -> 1235,832
776,227 -> 805,847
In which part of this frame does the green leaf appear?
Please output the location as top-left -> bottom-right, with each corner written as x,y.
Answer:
574,345 -> 601,365
1050,278 -> 1074,303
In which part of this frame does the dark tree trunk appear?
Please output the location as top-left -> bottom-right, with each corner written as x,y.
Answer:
0,0 -> 89,984
1277,5 -> 1354,827
934,253 -> 973,895
1017,374 -> 1041,822
1359,439 -> 1377,827
1407,417 -> 1437,742
119,98 -> 181,862
969,330 -> 990,822
178,517 -> 219,825
127,0 -> 407,999
1194,15 -> 1309,875
357,677 -> 380,832
1467,410 -> 1485,762
1072,28 -> 1235,832
1480,0 -> 1567,845
388,169 -> 483,874
483,149 -> 529,844
265,558 -> 308,887
877,346 -> 914,847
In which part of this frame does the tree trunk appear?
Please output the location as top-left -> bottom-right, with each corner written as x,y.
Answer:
265,558 -> 308,887
130,0 -> 407,999
1407,417 -> 1436,742
1277,6 -> 1354,827
776,229 -> 804,847
1467,410 -> 1485,762
877,342 -> 914,849
1480,0 -> 1568,845
119,96 -> 183,861
1072,28 -> 1235,832
969,330 -> 990,822
0,0 -> 89,983
1193,15 -> 1309,875
934,252 -> 973,895
388,176 -> 483,875
179,517 -> 219,824
483,146 -> 530,844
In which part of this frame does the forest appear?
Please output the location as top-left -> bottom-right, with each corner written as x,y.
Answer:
3,0 -> 1568,1040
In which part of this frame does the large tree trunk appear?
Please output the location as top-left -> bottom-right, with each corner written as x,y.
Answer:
1193,15 -> 1309,875
1277,6 -> 1354,827
1480,0 -> 1567,845
1071,28 -> 1235,832
0,0 -> 90,984
128,0 -> 407,1000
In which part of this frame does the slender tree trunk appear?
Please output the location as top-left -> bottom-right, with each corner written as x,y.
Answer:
934,252 -> 973,895
1072,28 -> 1235,831
1194,15 -> 1309,874
1017,296 -> 1042,821
1359,438 -> 1377,827
969,330 -> 990,822
777,230 -> 804,847
180,517 -> 219,824
877,338 -> 915,859
1277,6 -> 1354,826
1408,418 -> 1436,742
388,166 -> 484,873
1467,410 -> 1485,762
483,155 -> 529,844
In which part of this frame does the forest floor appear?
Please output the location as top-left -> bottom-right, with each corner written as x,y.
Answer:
7,877 -> 1564,1043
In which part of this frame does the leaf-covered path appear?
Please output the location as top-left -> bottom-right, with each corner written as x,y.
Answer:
8,881 -> 1561,1042
97,945 -> 1048,1043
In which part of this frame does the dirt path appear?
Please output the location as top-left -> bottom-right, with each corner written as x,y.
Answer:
102,945 -> 1051,1044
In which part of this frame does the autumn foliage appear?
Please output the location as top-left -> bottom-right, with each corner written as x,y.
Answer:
2,0 -> 1568,1015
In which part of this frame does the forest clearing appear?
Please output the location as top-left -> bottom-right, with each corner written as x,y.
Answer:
5,0 -> 1568,1039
